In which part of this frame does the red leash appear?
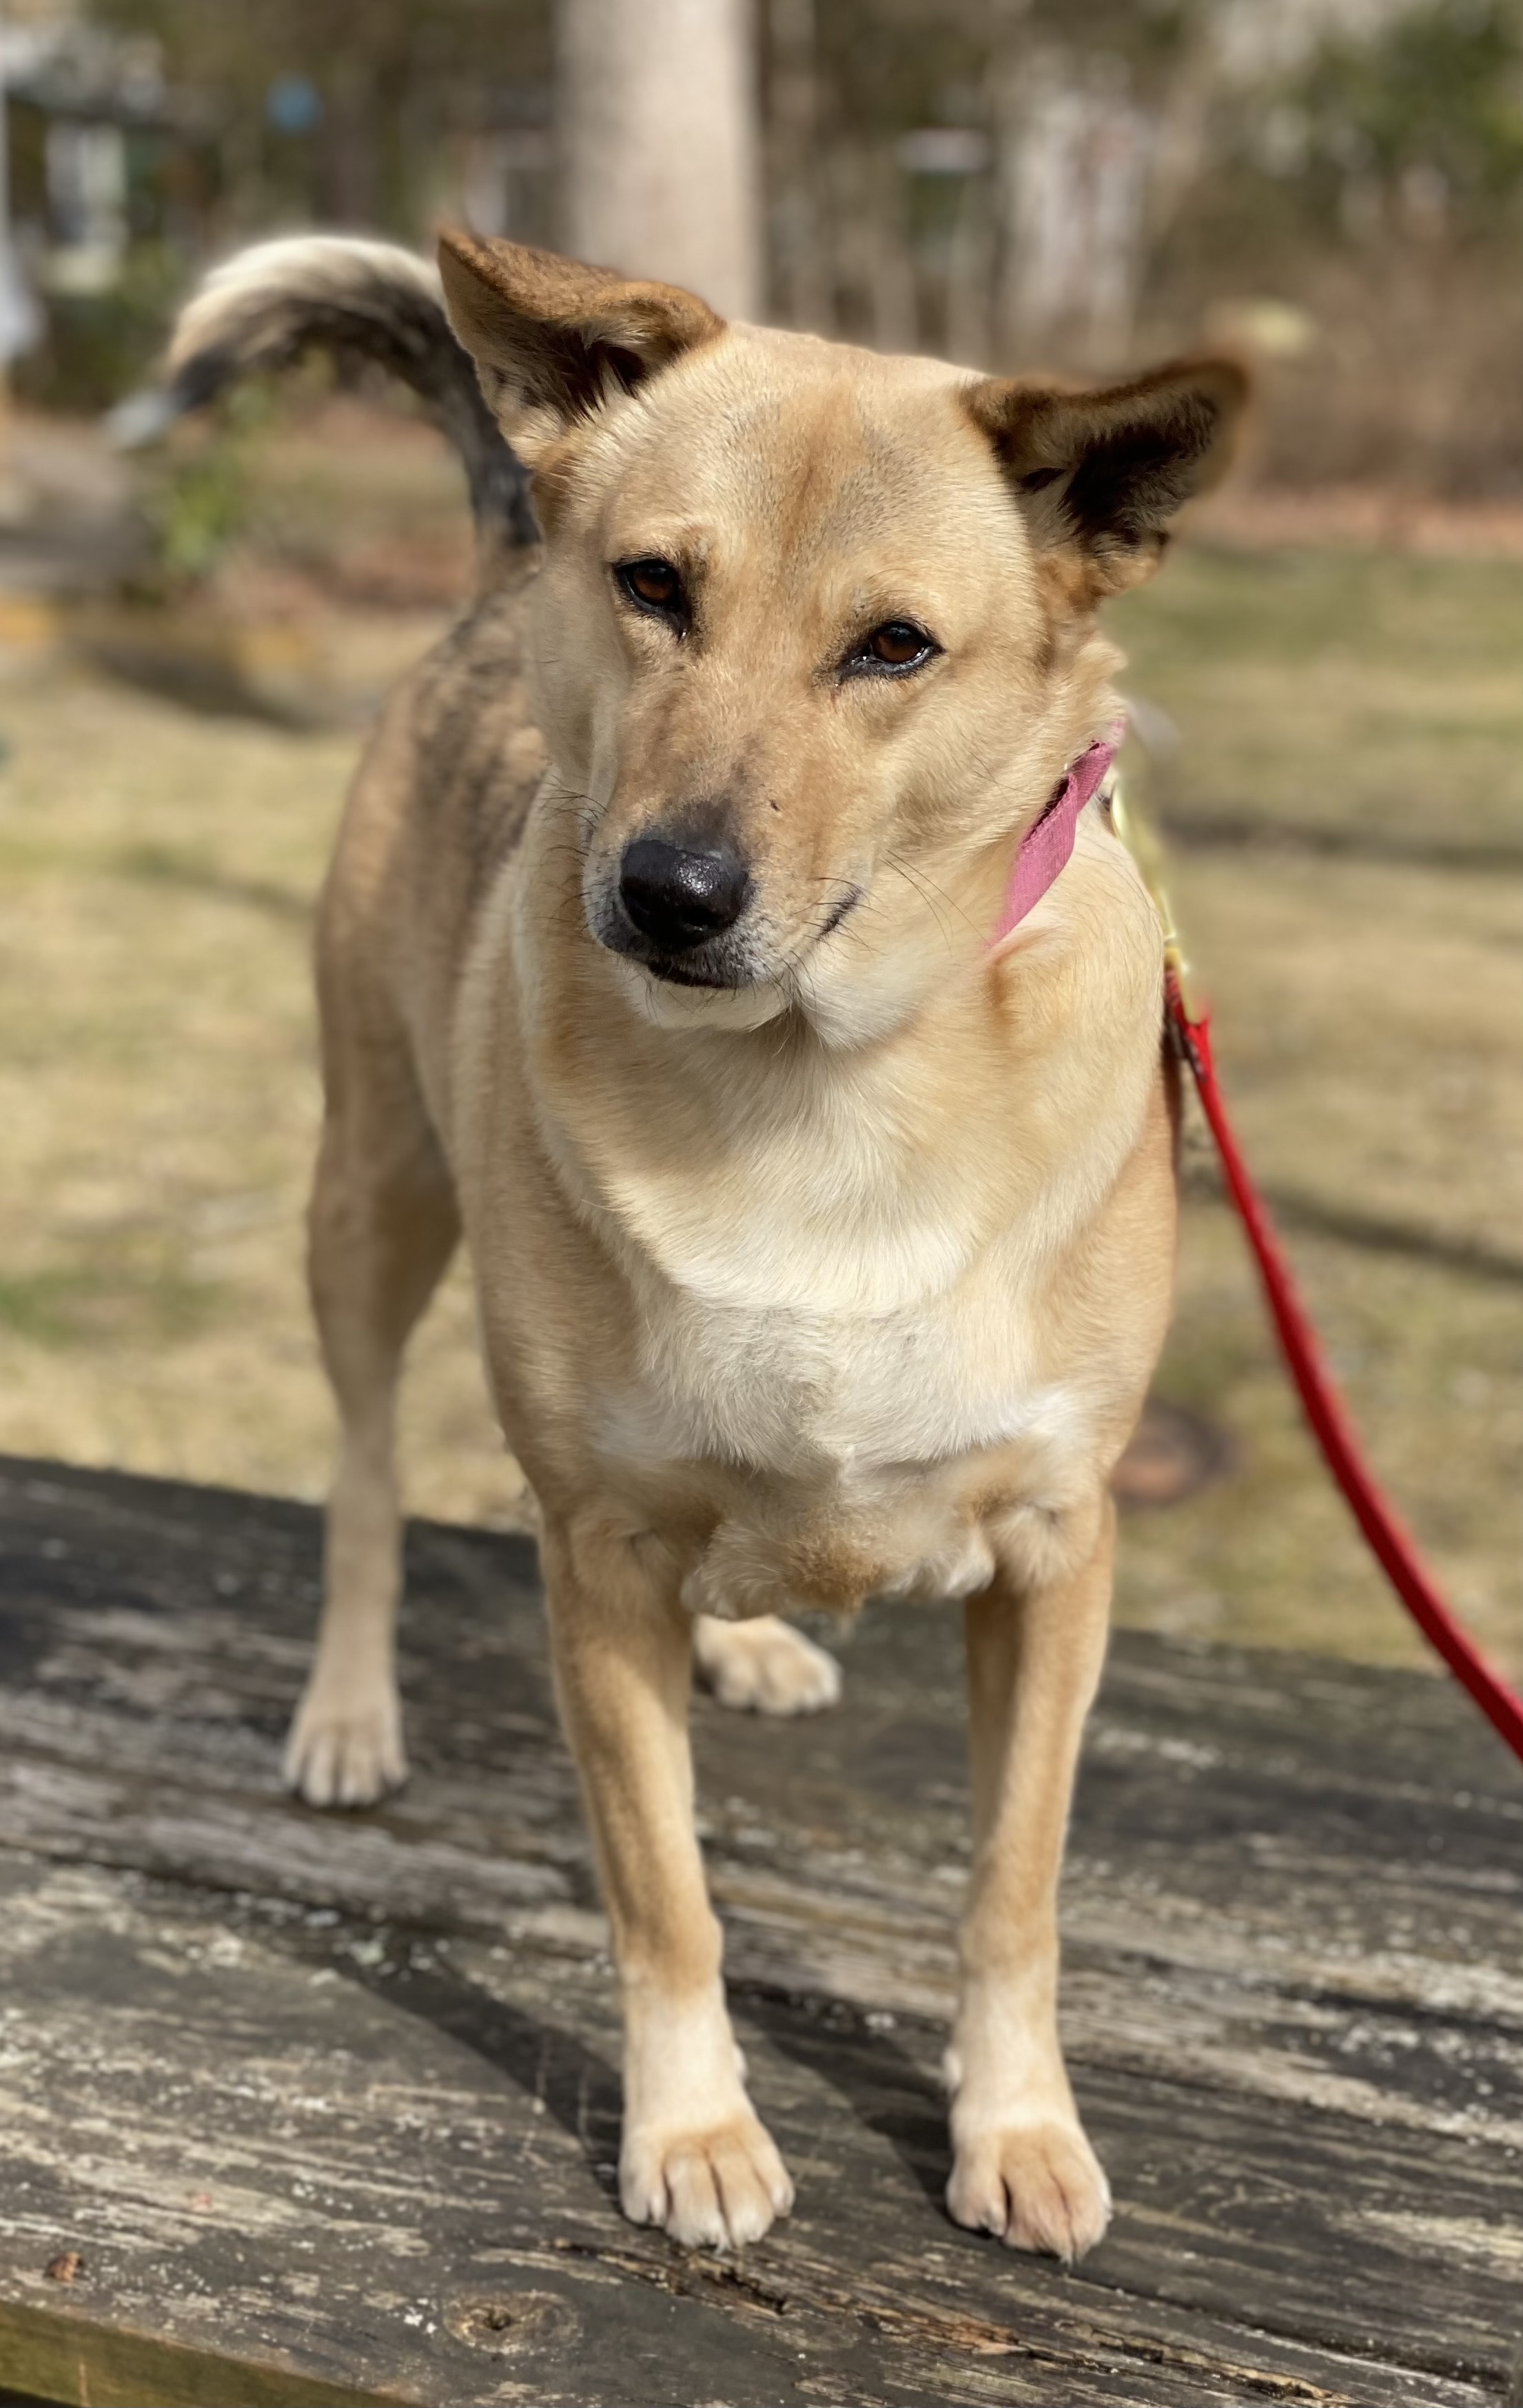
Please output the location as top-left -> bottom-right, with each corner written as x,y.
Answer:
1165,965 -> 1523,1766
1000,742 -> 1522,1764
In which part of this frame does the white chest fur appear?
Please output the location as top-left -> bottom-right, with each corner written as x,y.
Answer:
599,1231 -> 1088,1483
600,1255 -> 1095,1616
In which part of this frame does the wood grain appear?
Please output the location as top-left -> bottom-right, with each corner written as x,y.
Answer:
0,1454 -> 1517,2406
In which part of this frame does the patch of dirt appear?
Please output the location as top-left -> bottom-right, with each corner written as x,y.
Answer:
1114,1402 -> 1238,1510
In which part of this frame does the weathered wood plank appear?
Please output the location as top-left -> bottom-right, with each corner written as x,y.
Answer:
0,1857 -> 1504,2408
3,1456 -> 1517,2114
0,1454 -> 1519,2405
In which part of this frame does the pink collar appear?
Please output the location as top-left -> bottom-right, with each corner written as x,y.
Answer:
991,729 -> 1121,945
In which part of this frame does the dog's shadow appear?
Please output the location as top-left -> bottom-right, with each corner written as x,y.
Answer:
327,1938 -> 950,2217
333,1947 -> 626,2205
737,1986 -> 952,2210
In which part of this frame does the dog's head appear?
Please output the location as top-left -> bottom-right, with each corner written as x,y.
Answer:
440,230 -> 1243,1042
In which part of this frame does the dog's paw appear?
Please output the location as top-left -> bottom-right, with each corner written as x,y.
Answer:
621,2111 -> 794,2249
947,2119 -> 1111,2264
694,1615 -> 842,1717
284,1685 -> 407,1809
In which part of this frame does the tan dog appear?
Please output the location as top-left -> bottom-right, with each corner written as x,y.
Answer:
162,232 -> 1243,2261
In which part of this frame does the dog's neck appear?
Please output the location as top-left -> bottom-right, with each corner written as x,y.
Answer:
510,789 -> 1163,1319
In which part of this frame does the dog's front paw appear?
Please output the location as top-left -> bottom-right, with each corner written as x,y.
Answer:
947,2119 -> 1111,2263
621,2111 -> 794,2249
694,1615 -> 842,1717
284,1683 -> 407,1809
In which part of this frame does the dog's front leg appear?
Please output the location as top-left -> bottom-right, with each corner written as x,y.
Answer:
946,1497 -> 1114,2263
542,1516 -> 793,2249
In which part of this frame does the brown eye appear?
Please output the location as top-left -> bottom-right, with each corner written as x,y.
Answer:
847,619 -> 939,678
617,556 -> 687,626
872,622 -> 925,664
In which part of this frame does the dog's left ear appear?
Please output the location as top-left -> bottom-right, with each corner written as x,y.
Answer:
965,358 -> 1247,599
437,228 -> 724,462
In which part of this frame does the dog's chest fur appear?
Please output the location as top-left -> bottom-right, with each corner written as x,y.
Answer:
457,825 -> 1167,1621
601,1253 -> 1092,1618
600,1187 -> 1086,1477
566,1033 -> 1152,1620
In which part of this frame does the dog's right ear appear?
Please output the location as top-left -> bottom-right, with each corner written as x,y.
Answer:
965,357 -> 1247,600
437,229 -> 724,461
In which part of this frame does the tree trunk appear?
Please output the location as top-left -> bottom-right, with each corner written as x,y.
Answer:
767,0 -> 829,331
555,0 -> 762,320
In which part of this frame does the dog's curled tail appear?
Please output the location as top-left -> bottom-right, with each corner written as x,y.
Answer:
113,234 -> 536,564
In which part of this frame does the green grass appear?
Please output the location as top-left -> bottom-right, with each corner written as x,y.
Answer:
0,1255 -> 221,1348
1112,547 -> 1523,856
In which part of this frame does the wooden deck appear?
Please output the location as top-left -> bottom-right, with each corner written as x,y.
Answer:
0,1452 -> 1517,2407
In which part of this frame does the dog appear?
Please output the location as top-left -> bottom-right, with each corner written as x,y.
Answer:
159,230 -> 1243,2261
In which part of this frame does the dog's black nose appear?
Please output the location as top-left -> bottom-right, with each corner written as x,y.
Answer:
618,836 -> 751,951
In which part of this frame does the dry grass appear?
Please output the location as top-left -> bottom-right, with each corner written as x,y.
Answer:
0,502 -> 1517,1680
1110,546 -> 1523,1675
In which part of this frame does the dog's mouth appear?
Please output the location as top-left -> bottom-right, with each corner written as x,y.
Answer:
594,911 -> 766,993
587,865 -> 863,997
642,955 -> 740,989
611,895 -> 861,992
590,883 -> 766,992
818,885 -> 862,939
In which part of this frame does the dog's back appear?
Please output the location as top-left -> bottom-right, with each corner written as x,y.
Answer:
318,566 -> 546,1159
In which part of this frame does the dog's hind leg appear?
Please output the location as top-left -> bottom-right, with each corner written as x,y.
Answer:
285,1027 -> 460,1809
693,1615 -> 841,1716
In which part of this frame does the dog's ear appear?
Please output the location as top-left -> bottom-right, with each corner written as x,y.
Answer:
437,228 -> 724,460
965,358 -> 1247,599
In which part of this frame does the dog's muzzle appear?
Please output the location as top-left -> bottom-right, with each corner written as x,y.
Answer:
605,834 -> 755,987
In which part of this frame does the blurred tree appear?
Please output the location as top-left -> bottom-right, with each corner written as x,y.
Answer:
557,0 -> 762,315
766,0 -> 829,328
53,0 -> 1523,493
764,0 -> 1220,363
91,0 -> 550,239
1294,0 -> 1523,231
1157,0 -> 1523,493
